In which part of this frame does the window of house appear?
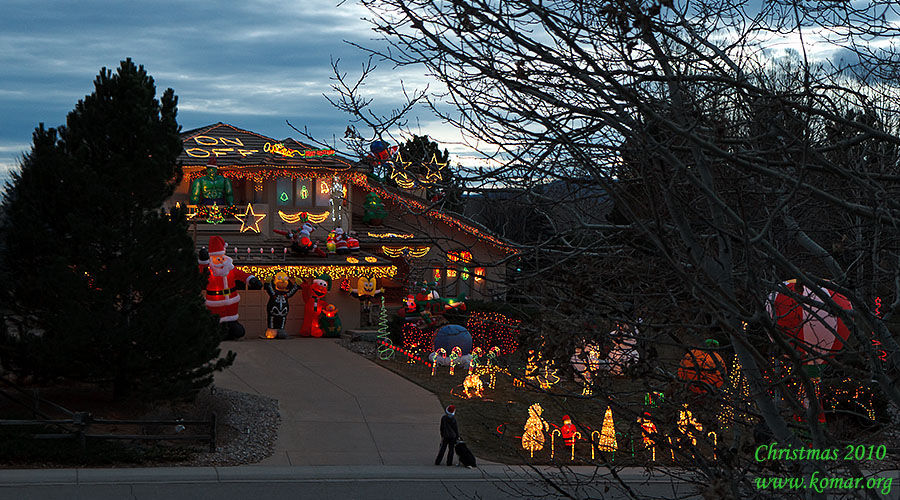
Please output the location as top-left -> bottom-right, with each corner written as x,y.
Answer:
231,178 -> 248,205
315,177 -> 332,206
295,178 -> 313,208
276,177 -> 293,206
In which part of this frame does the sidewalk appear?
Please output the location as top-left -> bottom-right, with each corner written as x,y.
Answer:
213,337 -> 445,466
0,464 -> 682,484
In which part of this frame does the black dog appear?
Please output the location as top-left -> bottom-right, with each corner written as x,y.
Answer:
455,440 -> 477,468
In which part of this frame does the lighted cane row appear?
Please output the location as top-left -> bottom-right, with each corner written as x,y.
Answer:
519,404 -> 718,462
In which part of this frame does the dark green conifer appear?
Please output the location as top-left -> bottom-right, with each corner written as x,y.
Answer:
0,59 -> 233,401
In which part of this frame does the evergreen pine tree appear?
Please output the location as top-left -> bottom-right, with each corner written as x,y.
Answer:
0,59 -> 231,401
396,135 -> 464,212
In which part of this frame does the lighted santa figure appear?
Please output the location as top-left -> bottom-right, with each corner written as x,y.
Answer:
274,217 -> 325,257
346,231 -> 360,253
198,235 -> 262,340
334,228 -> 350,255
559,415 -> 578,447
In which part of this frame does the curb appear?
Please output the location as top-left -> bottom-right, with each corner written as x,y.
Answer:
0,465 -> 688,486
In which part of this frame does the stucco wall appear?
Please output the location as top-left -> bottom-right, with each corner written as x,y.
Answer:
234,287 -> 364,338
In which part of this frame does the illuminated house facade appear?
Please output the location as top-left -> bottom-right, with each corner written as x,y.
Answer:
167,123 -> 516,335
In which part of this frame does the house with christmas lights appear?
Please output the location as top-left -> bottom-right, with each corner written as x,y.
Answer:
166,123 -> 517,335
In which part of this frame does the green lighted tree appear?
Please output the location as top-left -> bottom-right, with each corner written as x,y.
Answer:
376,295 -> 394,360
362,191 -> 388,225
0,59 -> 233,401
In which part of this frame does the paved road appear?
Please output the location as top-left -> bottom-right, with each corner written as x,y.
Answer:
0,465 -> 702,500
0,339 -> 709,499
214,337 -> 446,466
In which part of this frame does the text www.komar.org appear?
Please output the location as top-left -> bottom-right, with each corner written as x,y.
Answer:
755,472 -> 892,495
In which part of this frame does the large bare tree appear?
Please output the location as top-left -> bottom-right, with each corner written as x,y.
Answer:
311,1 -> 900,497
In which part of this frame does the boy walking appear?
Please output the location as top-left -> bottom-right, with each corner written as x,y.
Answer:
435,405 -> 459,466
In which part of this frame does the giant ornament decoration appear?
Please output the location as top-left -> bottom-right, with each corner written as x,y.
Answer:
768,279 -> 853,366
433,324 -> 473,356
601,326 -> 640,376
677,339 -> 726,394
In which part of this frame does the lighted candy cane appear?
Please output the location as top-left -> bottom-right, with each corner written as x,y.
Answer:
431,348 -> 447,376
487,346 -> 500,388
469,347 -> 483,375
571,431 -> 581,461
550,429 -> 561,459
590,430 -> 600,460
449,346 -> 462,375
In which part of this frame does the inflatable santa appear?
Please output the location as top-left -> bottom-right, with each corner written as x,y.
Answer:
199,235 -> 262,340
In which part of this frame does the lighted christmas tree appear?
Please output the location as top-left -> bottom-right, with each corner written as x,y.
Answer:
720,355 -> 751,427
376,295 -> 394,360
597,406 -> 617,452
206,202 -> 224,224
362,192 -> 388,225
522,403 -> 548,458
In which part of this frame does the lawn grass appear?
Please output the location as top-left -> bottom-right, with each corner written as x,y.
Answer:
373,354 -> 668,466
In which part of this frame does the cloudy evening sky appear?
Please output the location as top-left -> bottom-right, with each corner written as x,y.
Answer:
0,0 -> 452,187
2,1 -> 884,190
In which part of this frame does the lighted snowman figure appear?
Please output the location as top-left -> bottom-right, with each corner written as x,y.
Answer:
522,403 -> 549,458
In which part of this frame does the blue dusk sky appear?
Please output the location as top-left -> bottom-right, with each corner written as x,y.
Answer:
0,1 -> 885,189
0,0 -> 453,188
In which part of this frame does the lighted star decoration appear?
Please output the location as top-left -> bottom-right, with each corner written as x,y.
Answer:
235,203 -> 267,233
423,153 -> 447,184
389,153 -> 416,189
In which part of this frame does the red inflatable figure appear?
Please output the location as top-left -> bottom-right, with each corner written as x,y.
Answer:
300,273 -> 331,337
560,415 -> 577,447
198,235 -> 261,339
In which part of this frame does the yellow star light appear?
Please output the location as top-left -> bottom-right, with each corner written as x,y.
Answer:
423,153 -> 447,184
389,153 -> 416,189
235,203 -> 267,233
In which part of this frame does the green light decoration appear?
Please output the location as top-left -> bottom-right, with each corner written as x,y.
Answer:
644,391 -> 665,408
300,185 -> 309,199
280,191 -> 289,202
376,295 -> 395,360
207,203 -> 224,224
461,267 -> 470,280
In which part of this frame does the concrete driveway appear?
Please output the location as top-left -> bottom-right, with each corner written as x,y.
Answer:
214,338 -> 444,466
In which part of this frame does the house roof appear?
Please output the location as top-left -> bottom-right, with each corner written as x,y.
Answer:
179,123 -> 358,174
177,123 -> 517,255
348,175 -> 519,255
